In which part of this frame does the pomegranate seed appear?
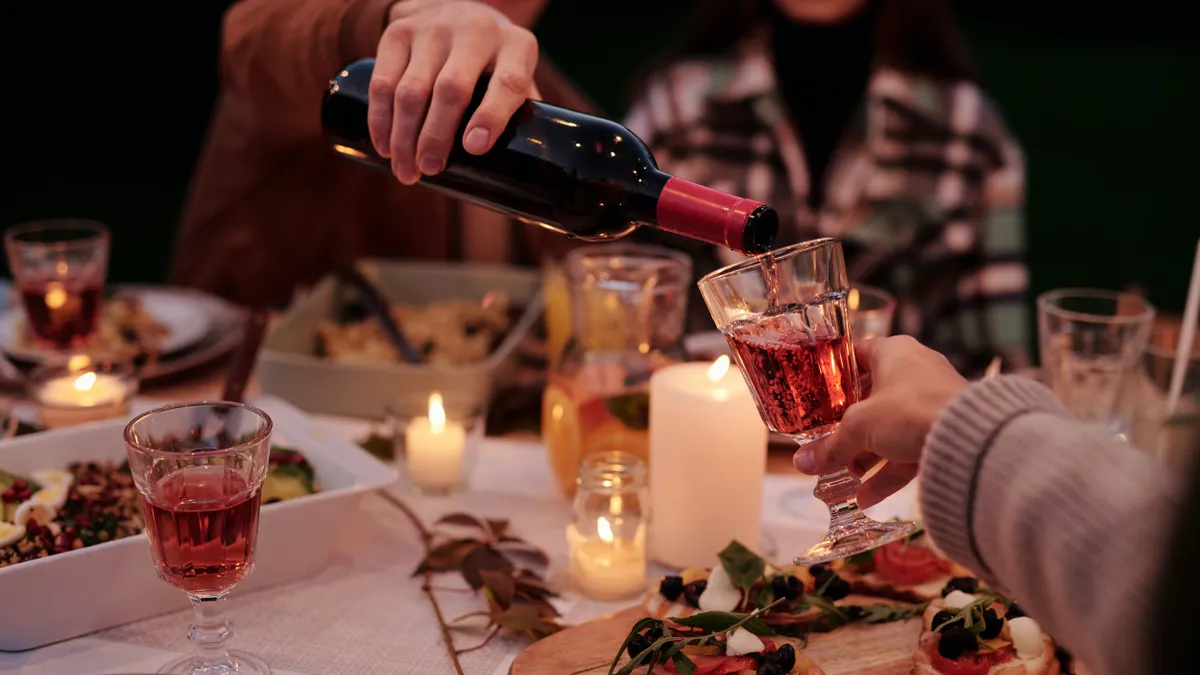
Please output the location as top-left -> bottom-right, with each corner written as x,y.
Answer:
53,546 -> 68,555
11,480 -> 27,490
1,489 -> 14,502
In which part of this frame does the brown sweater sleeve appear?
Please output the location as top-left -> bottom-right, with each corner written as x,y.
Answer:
919,375 -> 1182,675
219,0 -> 597,143
220,0 -> 395,142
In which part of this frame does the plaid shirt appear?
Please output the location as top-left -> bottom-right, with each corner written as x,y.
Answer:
623,32 -> 1029,375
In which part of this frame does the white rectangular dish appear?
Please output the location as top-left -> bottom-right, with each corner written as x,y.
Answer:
0,395 -> 397,651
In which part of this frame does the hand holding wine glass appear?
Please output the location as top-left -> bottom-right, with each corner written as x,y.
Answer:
793,336 -> 969,508
369,0 -> 543,184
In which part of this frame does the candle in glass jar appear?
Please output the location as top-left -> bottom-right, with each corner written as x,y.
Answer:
649,356 -> 768,568
38,371 -> 126,407
568,515 -> 647,601
404,393 -> 467,490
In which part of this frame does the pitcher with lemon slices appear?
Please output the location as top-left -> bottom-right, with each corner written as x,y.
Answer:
542,244 -> 691,496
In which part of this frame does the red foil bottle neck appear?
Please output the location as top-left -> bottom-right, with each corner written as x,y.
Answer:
655,177 -> 765,254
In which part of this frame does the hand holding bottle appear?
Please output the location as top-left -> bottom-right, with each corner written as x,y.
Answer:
369,0 -> 542,185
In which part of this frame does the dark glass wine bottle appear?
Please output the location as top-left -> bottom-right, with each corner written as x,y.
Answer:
322,58 -> 778,255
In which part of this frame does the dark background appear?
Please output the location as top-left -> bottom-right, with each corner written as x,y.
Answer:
1,2 -> 1196,320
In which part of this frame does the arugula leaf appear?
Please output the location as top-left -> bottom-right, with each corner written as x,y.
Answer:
850,601 -> 930,625
608,618 -> 662,675
844,549 -> 874,567
672,611 -> 776,636
718,540 -> 766,595
671,653 -> 697,675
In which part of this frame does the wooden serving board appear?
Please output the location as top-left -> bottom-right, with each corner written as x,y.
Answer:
510,604 -> 923,675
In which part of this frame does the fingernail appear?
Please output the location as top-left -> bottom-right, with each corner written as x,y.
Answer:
418,153 -> 442,175
794,448 -> 816,474
463,127 -> 490,154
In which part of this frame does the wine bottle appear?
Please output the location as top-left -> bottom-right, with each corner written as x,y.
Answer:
322,59 -> 778,255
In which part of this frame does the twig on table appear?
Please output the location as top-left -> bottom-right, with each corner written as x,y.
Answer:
455,625 -> 501,655
381,490 -> 466,675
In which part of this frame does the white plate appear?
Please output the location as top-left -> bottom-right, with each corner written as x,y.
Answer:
0,287 -> 213,362
0,395 -> 398,651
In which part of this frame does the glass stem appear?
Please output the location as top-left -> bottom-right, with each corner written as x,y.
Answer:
188,593 -> 234,670
812,469 -> 869,536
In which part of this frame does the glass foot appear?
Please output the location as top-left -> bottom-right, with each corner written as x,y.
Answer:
793,518 -> 918,565
158,650 -> 272,675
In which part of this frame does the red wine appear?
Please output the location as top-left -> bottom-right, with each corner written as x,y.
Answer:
18,279 -> 102,350
323,59 -> 778,255
141,465 -> 261,595
725,305 -> 859,438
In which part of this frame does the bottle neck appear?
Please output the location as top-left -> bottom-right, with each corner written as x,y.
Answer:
639,173 -> 779,255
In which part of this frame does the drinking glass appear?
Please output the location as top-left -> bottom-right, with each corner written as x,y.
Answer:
778,283 -> 896,518
4,219 -> 110,350
125,402 -> 274,675
1037,288 -> 1155,436
698,238 -> 918,564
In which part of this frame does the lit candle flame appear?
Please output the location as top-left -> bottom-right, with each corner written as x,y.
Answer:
73,372 -> 97,392
707,355 -> 731,381
848,287 -> 860,312
597,515 -> 614,543
428,392 -> 446,433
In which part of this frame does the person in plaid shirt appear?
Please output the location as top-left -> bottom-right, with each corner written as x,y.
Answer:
621,0 -> 1029,375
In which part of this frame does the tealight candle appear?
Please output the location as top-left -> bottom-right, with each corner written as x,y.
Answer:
29,356 -> 136,429
402,393 -> 469,494
648,356 -> 768,569
568,516 -> 647,601
568,451 -> 649,601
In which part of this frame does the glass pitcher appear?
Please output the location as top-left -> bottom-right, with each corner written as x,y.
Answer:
542,244 -> 692,496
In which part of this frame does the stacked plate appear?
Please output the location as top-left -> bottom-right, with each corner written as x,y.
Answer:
0,283 -> 244,383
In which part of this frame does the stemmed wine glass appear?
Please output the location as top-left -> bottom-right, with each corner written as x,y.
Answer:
125,402 -> 274,675
778,283 -> 897,518
698,238 -> 918,564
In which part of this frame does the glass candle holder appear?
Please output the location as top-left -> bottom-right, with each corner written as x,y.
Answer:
28,354 -> 138,429
387,392 -> 483,496
567,451 -> 649,601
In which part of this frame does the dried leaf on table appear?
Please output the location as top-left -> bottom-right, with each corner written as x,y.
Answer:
480,569 -> 517,608
436,512 -> 492,533
495,538 -> 551,568
486,518 -> 511,539
461,545 -> 514,589
413,538 -> 481,575
490,603 -> 564,641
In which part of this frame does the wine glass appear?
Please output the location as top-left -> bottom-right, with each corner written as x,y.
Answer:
125,402 -> 274,675
697,238 -> 918,565
777,284 -> 897,518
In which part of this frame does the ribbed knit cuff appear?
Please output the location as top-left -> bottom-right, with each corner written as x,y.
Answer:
919,375 -> 1069,575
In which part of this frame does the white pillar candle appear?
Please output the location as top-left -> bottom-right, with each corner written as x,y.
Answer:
404,393 -> 467,490
37,372 -> 126,407
649,356 -> 768,569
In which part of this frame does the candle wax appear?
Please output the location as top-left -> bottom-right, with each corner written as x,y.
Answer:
404,416 -> 467,489
37,373 -> 127,407
567,522 -> 647,601
648,361 -> 768,569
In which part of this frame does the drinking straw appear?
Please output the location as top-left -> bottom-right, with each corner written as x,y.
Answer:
1165,238 -> 1200,417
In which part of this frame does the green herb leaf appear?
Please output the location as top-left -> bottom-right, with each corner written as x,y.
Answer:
851,601 -> 930,625
609,618 -> 663,675
718,540 -> 766,595
671,611 -> 776,636
671,653 -> 697,675
844,550 -> 874,567
604,393 -> 650,430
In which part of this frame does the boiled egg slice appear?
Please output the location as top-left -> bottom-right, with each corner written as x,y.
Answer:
14,500 -> 55,527
30,485 -> 68,510
31,469 -> 74,490
0,522 -> 27,548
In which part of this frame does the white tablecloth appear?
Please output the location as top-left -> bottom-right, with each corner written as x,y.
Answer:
0,412 -> 917,675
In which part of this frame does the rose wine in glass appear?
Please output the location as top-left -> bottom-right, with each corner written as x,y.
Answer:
126,402 -> 274,675
142,465 -> 262,596
4,219 -> 110,350
699,238 -> 918,565
17,279 -> 104,350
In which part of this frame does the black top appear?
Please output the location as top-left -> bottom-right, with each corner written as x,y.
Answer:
769,1 -> 879,210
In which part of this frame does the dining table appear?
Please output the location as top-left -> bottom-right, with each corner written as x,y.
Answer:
0,359 -> 921,675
